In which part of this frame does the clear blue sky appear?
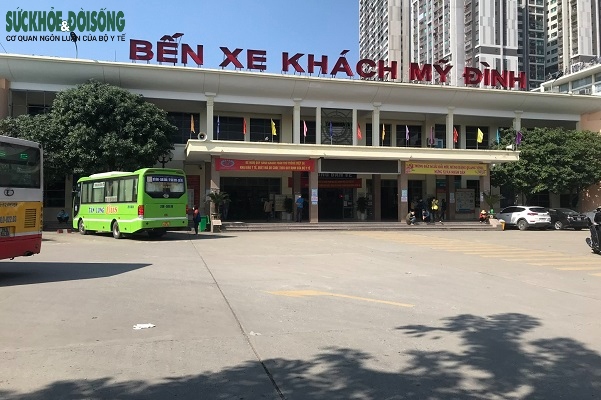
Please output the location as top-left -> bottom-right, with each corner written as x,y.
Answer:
1,0 -> 359,73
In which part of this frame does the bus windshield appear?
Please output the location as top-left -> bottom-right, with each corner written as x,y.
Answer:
144,175 -> 186,199
0,142 -> 41,188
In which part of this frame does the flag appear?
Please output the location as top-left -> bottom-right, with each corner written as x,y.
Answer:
496,129 -> 500,144
357,123 -> 362,140
329,121 -> 333,138
477,128 -> 484,143
271,119 -> 277,136
381,124 -> 386,141
217,116 -> 220,137
453,127 -> 458,143
190,114 -> 195,134
516,130 -> 523,145
303,120 -> 307,137
429,126 -> 434,145
243,118 -> 247,135
405,125 -> 409,141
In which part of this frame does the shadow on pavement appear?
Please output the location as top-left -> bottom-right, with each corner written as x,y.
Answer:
1,313 -> 599,399
0,262 -> 150,287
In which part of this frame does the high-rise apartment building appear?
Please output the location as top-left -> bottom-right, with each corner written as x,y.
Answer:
359,0 -> 409,79
360,0 -> 519,86
546,0 -> 597,76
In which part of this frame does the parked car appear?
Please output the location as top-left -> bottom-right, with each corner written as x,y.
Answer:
547,208 -> 588,230
496,206 -> 551,231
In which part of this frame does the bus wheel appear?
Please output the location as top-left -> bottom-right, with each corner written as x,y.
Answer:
112,221 -> 123,239
78,219 -> 88,235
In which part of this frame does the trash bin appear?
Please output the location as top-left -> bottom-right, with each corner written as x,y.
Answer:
200,216 -> 208,232
500,220 -> 506,231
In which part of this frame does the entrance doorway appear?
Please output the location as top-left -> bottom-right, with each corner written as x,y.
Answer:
221,177 -> 281,221
318,188 -> 354,220
381,180 -> 398,220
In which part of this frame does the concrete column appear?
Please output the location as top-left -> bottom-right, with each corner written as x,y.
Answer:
205,93 -> 215,140
372,103 -> 381,147
372,174 -> 382,221
446,106 -> 455,149
513,110 -> 523,131
447,175 -> 456,220
293,99 -> 301,144
460,124 -> 466,149
352,109 -> 358,146
315,106 -> 322,145
480,168 -> 491,205
398,164 -> 408,221
309,170 -> 318,223
209,156 -> 221,216
293,172 -> 302,221
0,79 -> 10,118
391,124 -> 397,147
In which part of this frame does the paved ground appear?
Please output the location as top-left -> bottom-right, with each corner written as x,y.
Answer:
1,229 -> 600,399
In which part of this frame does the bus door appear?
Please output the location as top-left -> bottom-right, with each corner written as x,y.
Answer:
72,183 -> 82,219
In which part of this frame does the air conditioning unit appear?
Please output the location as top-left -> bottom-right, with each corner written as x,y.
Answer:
197,132 -> 207,141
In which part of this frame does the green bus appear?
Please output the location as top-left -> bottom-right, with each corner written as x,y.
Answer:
72,168 -> 189,239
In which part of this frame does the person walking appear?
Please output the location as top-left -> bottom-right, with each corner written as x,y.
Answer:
263,198 -> 273,221
431,198 -> 439,223
440,199 -> 447,223
192,206 -> 201,234
295,195 -> 305,222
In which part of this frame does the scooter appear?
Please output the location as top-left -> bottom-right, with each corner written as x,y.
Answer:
586,220 -> 601,254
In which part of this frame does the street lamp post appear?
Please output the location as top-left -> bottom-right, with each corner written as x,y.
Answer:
158,153 -> 172,168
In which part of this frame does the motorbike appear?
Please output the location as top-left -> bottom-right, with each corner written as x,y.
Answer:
585,210 -> 601,254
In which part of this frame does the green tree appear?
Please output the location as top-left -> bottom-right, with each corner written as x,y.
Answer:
0,113 -> 67,183
50,80 -> 176,175
1,81 -> 177,178
491,127 -> 601,206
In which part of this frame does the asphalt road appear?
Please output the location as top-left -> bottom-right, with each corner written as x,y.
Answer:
1,228 -> 600,399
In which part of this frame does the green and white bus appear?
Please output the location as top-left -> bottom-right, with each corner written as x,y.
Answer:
72,168 -> 189,239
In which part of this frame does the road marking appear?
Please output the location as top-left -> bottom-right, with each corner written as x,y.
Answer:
554,266 -> 601,270
530,261 -> 596,266
267,290 -> 414,308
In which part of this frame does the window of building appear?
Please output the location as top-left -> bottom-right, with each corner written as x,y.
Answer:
249,118 -> 280,143
395,125 -> 422,147
214,116 -> 245,141
167,112 -> 200,144
465,126 -> 488,149
43,178 -> 65,208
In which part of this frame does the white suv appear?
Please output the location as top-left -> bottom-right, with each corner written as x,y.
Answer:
496,206 -> 552,231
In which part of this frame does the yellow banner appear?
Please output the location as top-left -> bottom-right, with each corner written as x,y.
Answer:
405,162 -> 487,176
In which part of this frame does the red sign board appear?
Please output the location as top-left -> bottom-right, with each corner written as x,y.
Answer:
215,158 -> 316,172
287,178 -> 362,189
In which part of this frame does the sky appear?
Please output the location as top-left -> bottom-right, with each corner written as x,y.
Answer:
0,0 -> 360,73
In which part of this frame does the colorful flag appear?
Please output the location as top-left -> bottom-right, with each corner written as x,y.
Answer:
271,119 -> 277,136
329,121 -> 333,138
381,124 -> 386,141
453,127 -> 458,143
516,130 -> 523,145
357,123 -> 362,140
477,128 -> 484,143
217,116 -> 220,138
190,114 -> 195,133
405,125 -> 409,141
243,118 -> 247,135
303,120 -> 307,137
496,129 -> 500,144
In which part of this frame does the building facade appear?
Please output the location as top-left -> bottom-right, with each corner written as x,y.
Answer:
2,53 -> 601,224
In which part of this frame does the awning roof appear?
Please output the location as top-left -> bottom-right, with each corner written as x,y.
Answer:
1,53 -> 599,119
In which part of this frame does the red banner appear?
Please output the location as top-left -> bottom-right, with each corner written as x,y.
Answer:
288,178 -> 362,189
215,158 -> 316,172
